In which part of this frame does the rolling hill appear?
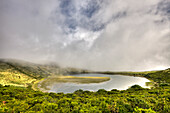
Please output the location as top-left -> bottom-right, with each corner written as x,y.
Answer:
0,59 -> 89,87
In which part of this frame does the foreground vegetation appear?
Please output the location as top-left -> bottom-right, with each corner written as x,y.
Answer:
0,59 -> 170,112
0,83 -> 170,113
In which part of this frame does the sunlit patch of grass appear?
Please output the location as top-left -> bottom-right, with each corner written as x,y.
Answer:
0,71 -> 36,87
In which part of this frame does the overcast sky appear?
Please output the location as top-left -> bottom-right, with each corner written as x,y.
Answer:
0,0 -> 170,71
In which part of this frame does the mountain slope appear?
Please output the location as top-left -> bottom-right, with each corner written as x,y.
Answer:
0,60 -> 36,87
0,59 -> 89,87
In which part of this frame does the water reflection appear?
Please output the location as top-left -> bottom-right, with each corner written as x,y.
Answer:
43,74 -> 150,93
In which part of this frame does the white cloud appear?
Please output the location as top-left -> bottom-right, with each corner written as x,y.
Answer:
0,0 -> 169,71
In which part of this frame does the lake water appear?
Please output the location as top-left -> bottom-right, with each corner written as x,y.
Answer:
43,74 -> 150,93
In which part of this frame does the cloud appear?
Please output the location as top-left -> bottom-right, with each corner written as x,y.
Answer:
0,0 -> 170,71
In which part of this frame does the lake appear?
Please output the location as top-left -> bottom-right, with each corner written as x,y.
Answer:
40,74 -> 150,93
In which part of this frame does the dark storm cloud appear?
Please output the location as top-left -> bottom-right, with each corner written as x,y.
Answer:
157,0 -> 170,15
0,0 -> 169,71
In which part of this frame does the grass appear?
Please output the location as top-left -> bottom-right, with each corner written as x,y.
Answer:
0,71 -> 36,87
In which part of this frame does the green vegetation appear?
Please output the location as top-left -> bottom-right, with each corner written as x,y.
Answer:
0,59 -> 170,112
0,60 -> 36,87
0,83 -> 169,112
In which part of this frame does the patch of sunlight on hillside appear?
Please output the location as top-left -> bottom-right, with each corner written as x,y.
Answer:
0,70 -> 36,87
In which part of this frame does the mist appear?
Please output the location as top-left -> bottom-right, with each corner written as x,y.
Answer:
0,0 -> 170,71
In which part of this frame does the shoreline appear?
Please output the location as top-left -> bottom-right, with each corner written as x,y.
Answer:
36,74 -> 152,93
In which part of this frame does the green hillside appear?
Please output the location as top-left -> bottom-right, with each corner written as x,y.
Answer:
0,60 -> 37,87
144,68 -> 170,83
0,59 -> 89,87
0,59 -> 64,79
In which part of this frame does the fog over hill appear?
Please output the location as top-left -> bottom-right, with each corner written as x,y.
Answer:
0,0 -> 170,71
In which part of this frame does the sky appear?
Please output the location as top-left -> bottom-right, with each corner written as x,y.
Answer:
0,0 -> 170,71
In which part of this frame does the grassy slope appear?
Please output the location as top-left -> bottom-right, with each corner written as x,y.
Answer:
0,59 -> 90,87
0,59 -> 61,79
0,60 -> 36,87
0,59 -> 60,87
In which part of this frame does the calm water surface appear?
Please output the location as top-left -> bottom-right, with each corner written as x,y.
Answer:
44,74 -> 150,93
